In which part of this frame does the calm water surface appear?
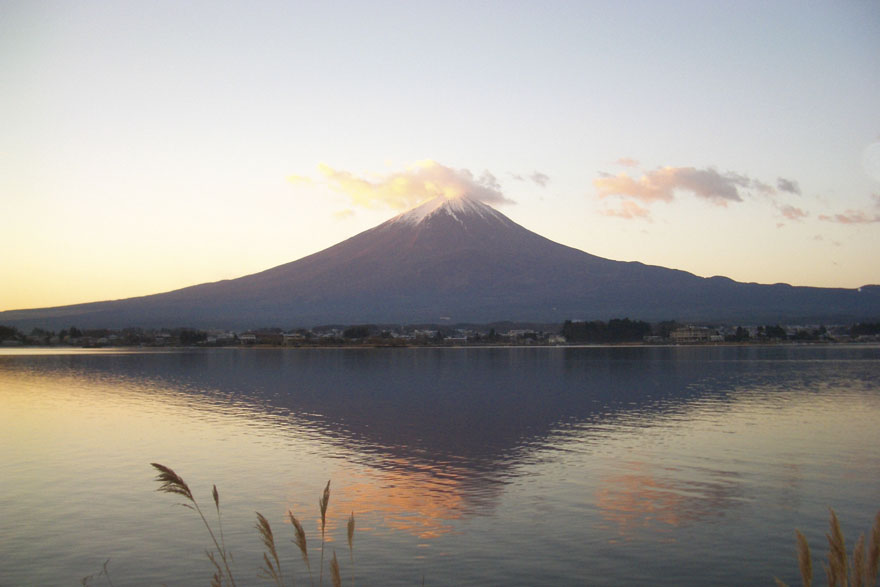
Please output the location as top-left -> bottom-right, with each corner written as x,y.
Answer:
1,345 -> 879,585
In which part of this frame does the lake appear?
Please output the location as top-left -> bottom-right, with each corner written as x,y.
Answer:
1,345 -> 879,585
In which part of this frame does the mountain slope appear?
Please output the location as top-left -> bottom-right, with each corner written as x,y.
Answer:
2,195 -> 878,329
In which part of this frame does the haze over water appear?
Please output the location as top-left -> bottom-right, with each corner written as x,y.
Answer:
1,345 -> 878,585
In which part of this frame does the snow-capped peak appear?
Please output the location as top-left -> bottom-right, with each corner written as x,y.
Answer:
391,194 -> 504,226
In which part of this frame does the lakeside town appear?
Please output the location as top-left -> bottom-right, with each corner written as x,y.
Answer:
2,319 -> 879,348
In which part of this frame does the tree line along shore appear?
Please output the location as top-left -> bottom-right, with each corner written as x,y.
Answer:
2,319 -> 879,348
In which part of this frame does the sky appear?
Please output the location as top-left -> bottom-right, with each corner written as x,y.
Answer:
2,0 -> 879,312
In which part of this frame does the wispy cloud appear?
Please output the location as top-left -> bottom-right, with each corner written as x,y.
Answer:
614,157 -> 640,168
293,160 -> 514,211
779,204 -> 808,221
777,177 -> 801,195
530,171 -> 550,187
511,170 -> 551,187
594,161 -> 818,223
818,194 -> 880,224
819,211 -> 880,224
600,200 -> 651,220
752,179 -> 775,195
287,174 -> 314,185
594,166 -> 748,205
812,235 -> 842,246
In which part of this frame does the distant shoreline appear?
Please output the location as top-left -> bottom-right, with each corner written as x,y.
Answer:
3,340 -> 878,355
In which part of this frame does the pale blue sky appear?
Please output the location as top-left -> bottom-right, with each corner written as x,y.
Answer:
2,0 -> 879,311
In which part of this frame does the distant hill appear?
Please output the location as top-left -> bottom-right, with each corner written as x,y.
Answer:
2,195 -> 878,329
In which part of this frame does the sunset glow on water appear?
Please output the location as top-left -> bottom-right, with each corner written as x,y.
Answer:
2,346 -> 878,585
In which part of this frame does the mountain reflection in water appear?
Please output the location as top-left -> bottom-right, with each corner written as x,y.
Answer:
2,345 -> 878,585
8,349 -> 742,466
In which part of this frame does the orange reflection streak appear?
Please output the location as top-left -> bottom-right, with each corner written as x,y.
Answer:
1,359 -> 490,545
595,461 -> 742,540
286,461 -> 473,541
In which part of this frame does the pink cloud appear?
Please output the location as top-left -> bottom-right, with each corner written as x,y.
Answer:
817,194 -> 880,224
819,211 -> 880,224
594,172 -> 674,203
600,200 -> 651,220
779,205 -> 808,221
594,166 -> 747,206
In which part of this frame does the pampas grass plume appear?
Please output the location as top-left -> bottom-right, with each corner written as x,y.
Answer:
330,551 -> 342,587
868,511 -> 880,586
826,509 -> 848,587
796,529 -> 812,587
256,512 -> 283,586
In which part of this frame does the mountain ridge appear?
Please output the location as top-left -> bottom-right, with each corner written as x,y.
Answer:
2,195 -> 878,329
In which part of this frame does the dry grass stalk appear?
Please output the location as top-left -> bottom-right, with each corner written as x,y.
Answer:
319,480 -> 330,586
213,485 -> 225,549
211,483 -> 232,584
868,512 -> 880,586
853,535 -> 866,587
256,512 -> 284,586
149,465 -> 359,587
207,551 -> 223,587
152,462 -> 194,502
788,509 -> 880,587
330,551 -> 342,587
781,510 -> 880,587
797,529 -> 813,587
288,510 -> 313,585
826,509 -> 848,587
81,558 -> 114,587
151,463 -> 237,587
347,512 -> 355,587
320,481 -> 331,534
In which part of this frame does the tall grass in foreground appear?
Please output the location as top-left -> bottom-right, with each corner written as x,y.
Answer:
79,464 -> 876,585
150,463 -> 354,586
776,509 -> 880,587
151,463 -> 237,586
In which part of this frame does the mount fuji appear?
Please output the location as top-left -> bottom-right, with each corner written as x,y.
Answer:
2,195 -> 878,329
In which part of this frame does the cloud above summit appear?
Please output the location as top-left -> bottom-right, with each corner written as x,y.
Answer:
292,160 -> 514,211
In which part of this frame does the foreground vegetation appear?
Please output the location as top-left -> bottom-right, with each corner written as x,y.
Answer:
80,464 -> 879,586
82,464 -> 355,586
149,463 -> 352,587
776,509 -> 880,587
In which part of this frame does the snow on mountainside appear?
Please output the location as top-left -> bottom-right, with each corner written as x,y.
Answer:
391,194 -> 507,226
